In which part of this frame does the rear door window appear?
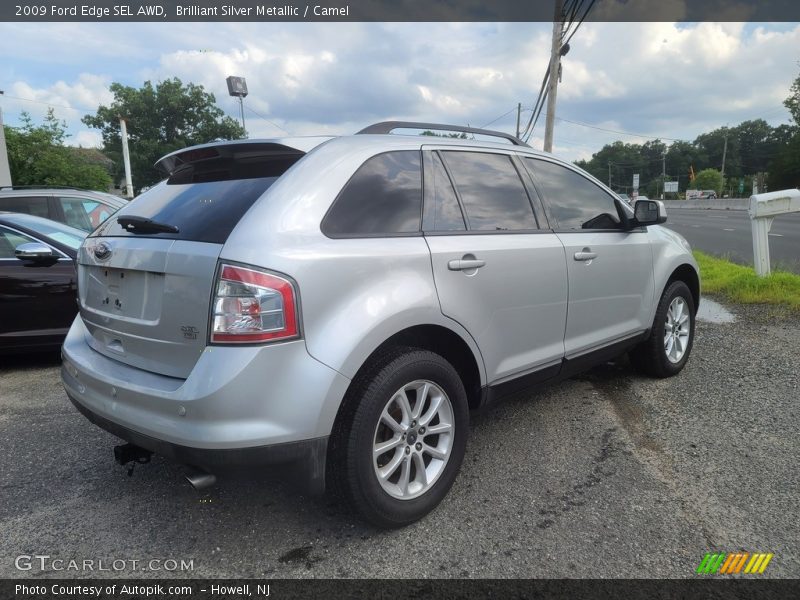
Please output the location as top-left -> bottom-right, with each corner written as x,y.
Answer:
58,197 -> 99,231
322,151 -> 422,237
423,152 -> 466,232
441,152 -> 537,231
0,196 -> 50,219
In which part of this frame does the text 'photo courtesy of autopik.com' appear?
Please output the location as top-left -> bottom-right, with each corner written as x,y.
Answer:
1,0 -> 799,598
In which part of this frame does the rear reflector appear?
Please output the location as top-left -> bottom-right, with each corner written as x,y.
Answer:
211,264 -> 299,343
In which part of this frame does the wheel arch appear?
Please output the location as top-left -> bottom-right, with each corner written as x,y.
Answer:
665,263 -> 700,314
335,323 -> 485,419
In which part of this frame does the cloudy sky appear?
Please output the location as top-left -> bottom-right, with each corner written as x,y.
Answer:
0,21 -> 797,161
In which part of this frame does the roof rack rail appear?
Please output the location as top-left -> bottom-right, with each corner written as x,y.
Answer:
356,121 -> 530,147
0,185 -> 89,191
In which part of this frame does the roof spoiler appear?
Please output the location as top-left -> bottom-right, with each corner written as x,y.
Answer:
356,121 -> 530,147
154,138 -> 330,175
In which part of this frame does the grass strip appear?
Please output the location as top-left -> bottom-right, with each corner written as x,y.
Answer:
694,250 -> 800,310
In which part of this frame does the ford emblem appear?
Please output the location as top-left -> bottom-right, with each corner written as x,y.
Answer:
93,241 -> 112,261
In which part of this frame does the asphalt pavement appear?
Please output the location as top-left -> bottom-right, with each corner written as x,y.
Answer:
664,208 -> 800,273
0,300 -> 798,579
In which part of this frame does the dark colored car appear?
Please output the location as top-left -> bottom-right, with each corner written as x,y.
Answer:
0,212 -> 87,353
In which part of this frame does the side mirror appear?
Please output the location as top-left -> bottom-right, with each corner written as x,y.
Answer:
634,199 -> 667,226
14,242 -> 56,261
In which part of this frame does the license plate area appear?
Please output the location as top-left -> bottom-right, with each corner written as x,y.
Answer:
82,266 -> 164,322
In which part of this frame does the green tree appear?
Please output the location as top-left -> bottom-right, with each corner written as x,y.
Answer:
3,110 -> 112,190
767,69 -> 800,189
693,168 -> 723,194
82,78 -> 245,192
784,66 -> 800,124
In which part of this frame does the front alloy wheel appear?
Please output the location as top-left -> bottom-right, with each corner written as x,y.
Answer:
629,279 -> 696,378
664,296 -> 691,363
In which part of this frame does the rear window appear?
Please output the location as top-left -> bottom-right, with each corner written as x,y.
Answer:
92,156 -> 300,243
0,195 -> 50,218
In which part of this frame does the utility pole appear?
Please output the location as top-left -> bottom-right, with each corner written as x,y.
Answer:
661,150 -> 666,199
0,91 -> 12,187
543,0 -> 564,153
515,102 -> 522,139
608,161 -> 612,188
119,117 -> 134,199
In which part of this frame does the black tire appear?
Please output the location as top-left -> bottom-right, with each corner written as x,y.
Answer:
629,280 -> 696,378
327,346 -> 469,528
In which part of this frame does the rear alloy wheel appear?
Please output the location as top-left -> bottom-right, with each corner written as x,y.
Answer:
327,348 -> 468,528
629,280 -> 695,378
372,380 -> 455,500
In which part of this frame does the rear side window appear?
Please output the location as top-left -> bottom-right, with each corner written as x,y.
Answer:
441,152 -> 537,231
526,158 -> 621,230
0,196 -> 49,219
322,151 -> 422,237
58,197 -> 98,231
92,155 -> 300,243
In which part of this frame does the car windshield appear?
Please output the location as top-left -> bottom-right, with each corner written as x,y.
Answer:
3,213 -> 87,250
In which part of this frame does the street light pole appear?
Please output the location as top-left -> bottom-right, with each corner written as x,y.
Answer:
119,117 -> 134,199
0,91 -> 12,187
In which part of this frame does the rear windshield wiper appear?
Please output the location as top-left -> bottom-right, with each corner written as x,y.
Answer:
117,215 -> 179,234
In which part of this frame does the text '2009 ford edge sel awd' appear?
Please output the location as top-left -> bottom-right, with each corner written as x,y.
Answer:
61,122 -> 699,527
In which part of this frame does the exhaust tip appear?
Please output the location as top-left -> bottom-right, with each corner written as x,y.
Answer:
184,467 -> 217,490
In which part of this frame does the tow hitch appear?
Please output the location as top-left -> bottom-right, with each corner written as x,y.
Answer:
113,443 -> 153,476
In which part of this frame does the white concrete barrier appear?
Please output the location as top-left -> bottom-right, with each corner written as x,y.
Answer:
749,189 -> 800,276
662,199 -> 749,210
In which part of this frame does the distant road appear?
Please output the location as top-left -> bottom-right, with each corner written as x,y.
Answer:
663,208 -> 800,274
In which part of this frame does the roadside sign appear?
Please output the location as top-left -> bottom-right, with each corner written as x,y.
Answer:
664,181 -> 679,193
633,174 -> 640,189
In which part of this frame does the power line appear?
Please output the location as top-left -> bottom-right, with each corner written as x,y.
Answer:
480,106 -> 520,129
555,116 -> 687,141
243,104 -> 291,135
0,94 -> 95,113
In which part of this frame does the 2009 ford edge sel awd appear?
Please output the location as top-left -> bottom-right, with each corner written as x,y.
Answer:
62,122 -> 699,527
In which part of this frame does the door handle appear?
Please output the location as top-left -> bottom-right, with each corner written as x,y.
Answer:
448,258 -> 486,271
573,248 -> 597,262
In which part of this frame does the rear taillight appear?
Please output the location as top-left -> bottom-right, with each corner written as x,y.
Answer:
210,264 -> 299,344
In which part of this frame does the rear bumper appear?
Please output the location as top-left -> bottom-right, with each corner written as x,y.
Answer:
67,392 -> 328,492
61,316 -> 350,487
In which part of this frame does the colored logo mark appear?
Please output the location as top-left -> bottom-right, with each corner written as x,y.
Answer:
696,552 -> 774,575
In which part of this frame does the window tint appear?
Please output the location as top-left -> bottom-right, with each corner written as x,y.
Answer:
0,226 -> 36,258
526,159 -> 621,230
442,152 -> 536,231
323,151 -> 422,237
58,197 -> 99,231
427,152 -> 465,231
93,177 -> 279,243
0,196 -> 49,219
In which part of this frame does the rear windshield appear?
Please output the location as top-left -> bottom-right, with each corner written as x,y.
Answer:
92,155 -> 300,243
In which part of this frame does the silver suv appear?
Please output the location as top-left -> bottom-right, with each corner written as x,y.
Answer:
61,122 -> 699,527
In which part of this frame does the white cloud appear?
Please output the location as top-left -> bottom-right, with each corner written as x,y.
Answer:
0,21 -> 797,163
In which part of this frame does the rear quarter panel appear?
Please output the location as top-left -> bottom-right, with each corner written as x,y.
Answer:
220,137 -> 488,385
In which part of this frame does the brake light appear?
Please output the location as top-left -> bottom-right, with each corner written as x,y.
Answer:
211,264 -> 299,343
